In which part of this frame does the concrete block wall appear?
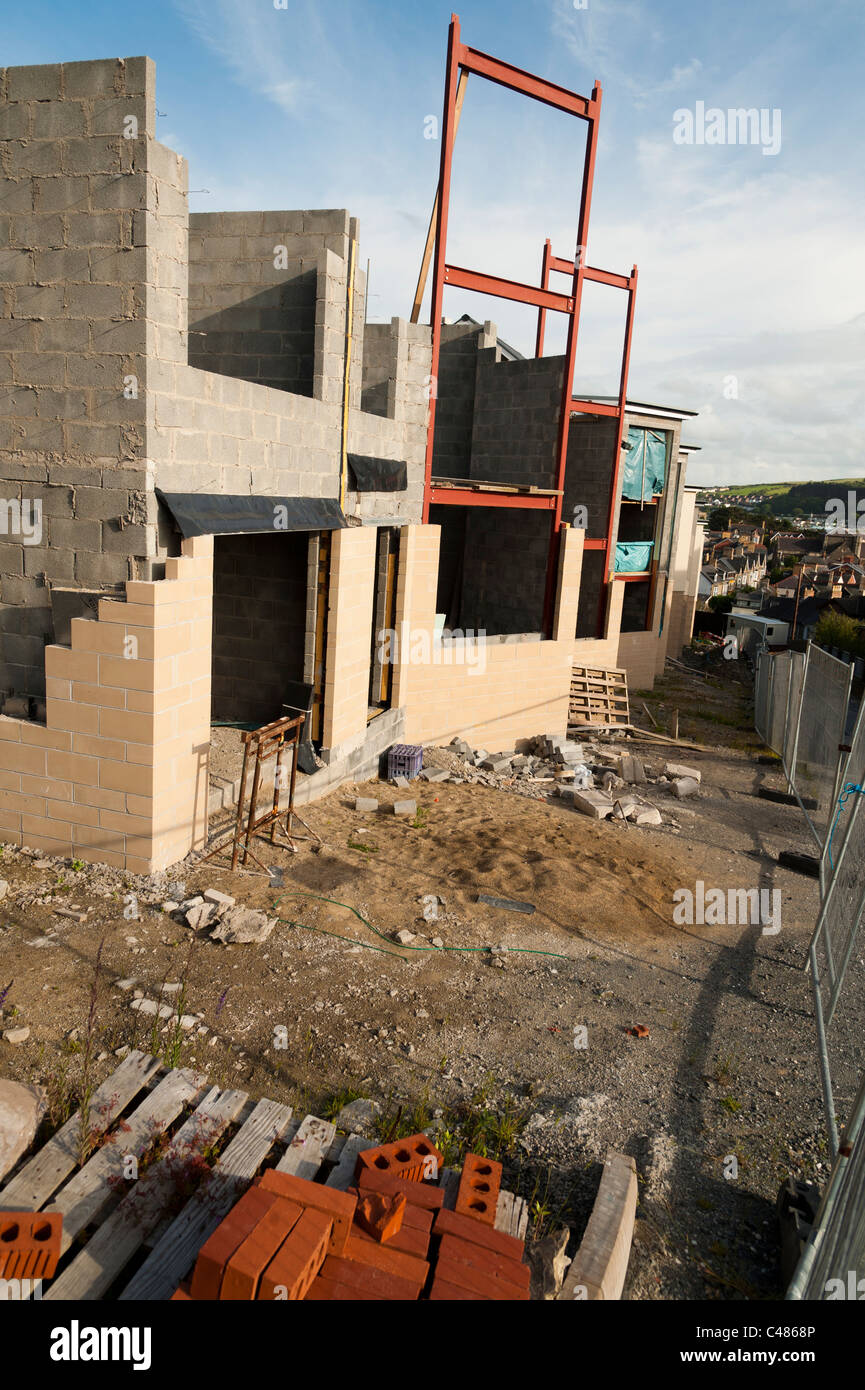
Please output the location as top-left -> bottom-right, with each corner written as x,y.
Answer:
430,320 -> 498,478
348,316 -> 430,523
392,524 -> 582,749
470,354 -> 561,488
0,533 -> 211,870
187,209 -> 352,399
211,532 -> 308,723
459,507 -> 551,635
0,57 -> 170,698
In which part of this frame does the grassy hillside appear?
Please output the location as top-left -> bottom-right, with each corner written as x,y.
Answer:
698,478 -> 865,508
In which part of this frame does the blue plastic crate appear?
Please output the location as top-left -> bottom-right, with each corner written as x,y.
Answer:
387,743 -> 423,780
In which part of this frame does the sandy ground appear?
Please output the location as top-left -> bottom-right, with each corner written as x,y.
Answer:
0,660 -> 832,1299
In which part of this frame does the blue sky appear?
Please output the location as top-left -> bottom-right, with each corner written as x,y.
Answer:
6,0 -> 864,486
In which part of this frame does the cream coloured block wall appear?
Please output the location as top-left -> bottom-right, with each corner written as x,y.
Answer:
394,524 -> 581,748
0,535 -> 212,872
322,525 -> 378,758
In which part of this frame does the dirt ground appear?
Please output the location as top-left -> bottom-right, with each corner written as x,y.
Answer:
0,658 -> 829,1300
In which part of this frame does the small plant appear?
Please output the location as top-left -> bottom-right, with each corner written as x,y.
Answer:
720,1095 -> 742,1114
70,860 -> 85,872
322,1086 -> 363,1121
347,839 -> 378,854
410,807 -> 429,830
712,1049 -> 740,1084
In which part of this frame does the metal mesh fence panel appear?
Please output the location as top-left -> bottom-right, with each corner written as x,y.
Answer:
792,645 -> 852,850
783,650 -> 806,781
788,1073 -> 865,1299
753,650 -> 770,742
767,650 -> 792,758
810,696 -> 865,1140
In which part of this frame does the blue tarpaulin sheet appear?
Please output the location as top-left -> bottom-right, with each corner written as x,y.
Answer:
614,541 -> 654,573
621,427 -> 666,500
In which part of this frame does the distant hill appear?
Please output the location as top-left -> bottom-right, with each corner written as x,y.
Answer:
697,478 -> 865,510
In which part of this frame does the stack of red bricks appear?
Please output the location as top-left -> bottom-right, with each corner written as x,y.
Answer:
175,1133 -> 530,1301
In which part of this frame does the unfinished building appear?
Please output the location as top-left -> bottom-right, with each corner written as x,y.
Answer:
0,44 -> 702,872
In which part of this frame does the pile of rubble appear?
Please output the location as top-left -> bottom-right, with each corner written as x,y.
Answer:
171,888 -> 277,945
412,735 -> 704,828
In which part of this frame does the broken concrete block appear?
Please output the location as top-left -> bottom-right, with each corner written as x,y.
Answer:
420,768 -> 450,782
394,929 -> 415,945
393,800 -> 417,816
481,755 -> 512,772
204,889 -> 236,909
2,1027 -> 30,1045
393,775 -> 410,790
612,798 -> 638,819
161,900 -> 180,914
185,901 -> 218,930
334,1097 -> 382,1135
0,1079 -> 45,1181
672,777 -> 700,799
527,1225 -> 571,1300
664,762 -> 701,784
0,880 -> 7,901
569,788 -> 615,819
355,796 -> 379,813
634,808 -> 663,826
211,906 -> 277,945
431,936 -> 444,948
618,755 -> 646,784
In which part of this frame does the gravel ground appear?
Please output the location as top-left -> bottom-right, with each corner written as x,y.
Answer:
0,664 -> 839,1300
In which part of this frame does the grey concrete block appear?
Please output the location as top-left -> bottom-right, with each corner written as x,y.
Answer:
393,800 -> 417,816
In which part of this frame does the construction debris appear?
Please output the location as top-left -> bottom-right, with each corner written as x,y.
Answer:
477,894 -> 536,916
210,906 -> 277,946
0,1079 -> 45,1182
403,730 -> 697,831
664,762 -> 701,784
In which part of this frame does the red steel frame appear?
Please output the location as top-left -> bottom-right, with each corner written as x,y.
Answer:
535,240 -> 638,634
423,14 -> 638,638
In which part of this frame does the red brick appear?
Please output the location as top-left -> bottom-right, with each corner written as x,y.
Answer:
343,1231 -> 429,1288
355,1134 -> 443,1184
432,1206 -> 525,1263
0,1212 -> 63,1280
190,1188 -> 279,1300
350,1221 -> 429,1260
258,1208 -> 332,1301
321,1255 -> 421,1300
259,1170 -> 356,1255
220,1198 -> 303,1300
438,1232 -> 531,1290
428,1276 -> 488,1301
348,1186 -> 432,1234
305,1275 -> 386,1301
355,1167 -> 445,1210
454,1153 -> 502,1226
354,1191 -> 406,1243
435,1251 -> 529,1301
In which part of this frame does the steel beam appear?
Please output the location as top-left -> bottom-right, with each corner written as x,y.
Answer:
444,263 -> 573,313
429,487 -> 558,510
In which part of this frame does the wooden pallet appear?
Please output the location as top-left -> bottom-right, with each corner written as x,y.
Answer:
0,1053 -> 527,1300
568,663 -> 631,730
